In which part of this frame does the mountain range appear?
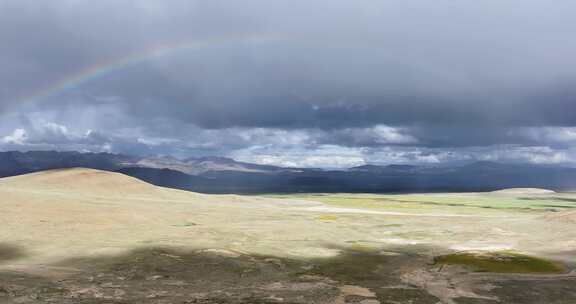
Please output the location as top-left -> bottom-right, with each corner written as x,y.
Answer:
1,151 -> 575,193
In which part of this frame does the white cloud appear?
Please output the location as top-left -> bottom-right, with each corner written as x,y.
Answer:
231,145 -> 366,168
229,144 -> 576,168
2,129 -> 27,145
0,119 -> 113,152
137,137 -> 180,146
330,125 -> 418,146
1,100 -> 576,168
512,127 -> 576,144
477,146 -> 574,165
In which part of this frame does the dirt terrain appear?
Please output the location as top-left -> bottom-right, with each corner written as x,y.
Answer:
1,168 -> 576,303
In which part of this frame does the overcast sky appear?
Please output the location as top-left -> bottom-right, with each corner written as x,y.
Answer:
1,0 -> 575,168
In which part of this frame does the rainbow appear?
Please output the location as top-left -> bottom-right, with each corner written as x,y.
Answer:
17,34 -> 281,105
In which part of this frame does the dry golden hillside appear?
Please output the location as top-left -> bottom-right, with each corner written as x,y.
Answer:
1,169 -> 575,303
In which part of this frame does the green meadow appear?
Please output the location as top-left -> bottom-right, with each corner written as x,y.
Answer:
267,192 -> 576,215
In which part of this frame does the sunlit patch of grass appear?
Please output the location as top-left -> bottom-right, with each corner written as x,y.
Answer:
349,243 -> 379,253
392,231 -> 441,240
265,193 -> 576,215
434,251 -> 564,273
315,214 -> 339,221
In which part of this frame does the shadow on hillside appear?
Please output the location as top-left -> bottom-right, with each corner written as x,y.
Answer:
0,243 -> 26,263
0,244 -> 441,303
519,197 -> 576,203
0,244 -> 575,303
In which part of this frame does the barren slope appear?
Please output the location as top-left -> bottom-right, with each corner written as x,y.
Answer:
0,167 -> 199,198
1,169 -> 575,303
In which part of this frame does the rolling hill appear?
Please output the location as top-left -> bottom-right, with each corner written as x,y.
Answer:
1,151 -> 576,193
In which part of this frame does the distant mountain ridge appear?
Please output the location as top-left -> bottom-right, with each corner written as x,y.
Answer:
0,151 -> 292,177
1,151 -> 575,193
135,155 -> 294,175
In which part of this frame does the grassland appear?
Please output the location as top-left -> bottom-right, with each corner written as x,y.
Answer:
267,192 -> 576,215
1,170 -> 576,303
434,251 -> 565,274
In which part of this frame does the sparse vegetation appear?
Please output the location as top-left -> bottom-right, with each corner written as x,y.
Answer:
171,221 -> 198,227
315,214 -> 339,221
2,170 -> 576,303
348,243 -> 379,253
269,192 -> 576,214
434,251 -> 565,273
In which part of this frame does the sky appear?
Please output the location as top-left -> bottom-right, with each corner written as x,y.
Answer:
1,0 -> 576,168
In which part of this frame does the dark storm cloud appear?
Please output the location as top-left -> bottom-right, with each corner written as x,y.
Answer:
0,0 -> 261,108
1,0 -> 576,166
